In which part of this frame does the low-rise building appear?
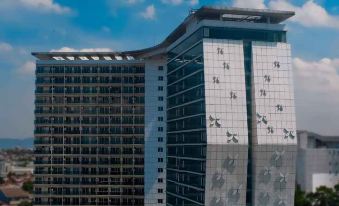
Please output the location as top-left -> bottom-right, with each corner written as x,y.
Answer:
0,186 -> 31,205
297,130 -> 339,192
0,160 -> 11,178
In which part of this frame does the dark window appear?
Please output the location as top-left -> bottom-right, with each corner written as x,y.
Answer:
158,158 -> 163,162
158,86 -> 163,91
158,199 -> 163,203
158,147 -> 163,152
158,178 -> 163,183
158,117 -> 164,121
158,137 -> 163,142
158,96 -> 164,101
158,189 -> 163,193
158,76 -> 164,81
158,66 -> 164,71
158,107 -> 163,111
158,168 -> 163,173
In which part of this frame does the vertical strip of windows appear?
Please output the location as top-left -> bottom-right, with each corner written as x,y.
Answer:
166,40 -> 206,206
244,41 -> 253,206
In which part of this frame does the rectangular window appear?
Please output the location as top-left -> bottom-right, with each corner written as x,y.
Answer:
158,117 -> 163,121
158,86 -> 163,91
158,189 -> 163,193
158,199 -> 163,203
158,178 -> 163,183
158,107 -> 163,111
158,76 -> 164,81
158,158 -> 163,162
158,127 -> 163,132
158,66 -> 163,71
158,168 -> 163,173
158,96 -> 164,101
158,137 -> 163,142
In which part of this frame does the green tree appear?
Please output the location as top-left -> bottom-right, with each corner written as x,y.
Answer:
22,180 -> 33,193
295,185 -> 310,206
18,201 -> 32,206
335,183 -> 339,193
306,185 -> 339,206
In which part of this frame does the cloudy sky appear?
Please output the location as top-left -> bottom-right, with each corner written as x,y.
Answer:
0,0 -> 338,138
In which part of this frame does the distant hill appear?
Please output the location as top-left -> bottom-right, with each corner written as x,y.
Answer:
0,138 -> 33,149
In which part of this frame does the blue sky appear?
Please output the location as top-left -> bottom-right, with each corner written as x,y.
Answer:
0,0 -> 339,138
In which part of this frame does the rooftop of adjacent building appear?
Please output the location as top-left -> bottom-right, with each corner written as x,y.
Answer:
0,186 -> 30,199
298,130 -> 339,149
32,6 -> 294,61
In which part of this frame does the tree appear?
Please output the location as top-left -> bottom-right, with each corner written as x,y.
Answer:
306,186 -> 338,206
295,185 -> 310,206
22,180 -> 33,193
335,184 -> 339,193
295,184 -> 339,206
18,201 -> 32,206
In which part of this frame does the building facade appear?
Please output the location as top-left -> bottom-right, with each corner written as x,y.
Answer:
33,57 -> 167,205
33,6 -> 297,206
297,130 -> 339,193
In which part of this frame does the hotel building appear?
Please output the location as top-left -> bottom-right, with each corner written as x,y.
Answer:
33,6 -> 297,206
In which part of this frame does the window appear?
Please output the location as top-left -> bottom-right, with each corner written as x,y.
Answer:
158,96 -> 164,101
158,107 -> 163,111
158,178 -> 163,183
158,86 -> 163,91
158,127 -> 163,132
158,189 -> 163,193
158,147 -> 163,152
158,117 -> 163,121
158,168 -> 163,173
158,137 -> 163,142
158,199 -> 163,203
158,66 -> 163,71
158,76 -> 164,81
158,158 -> 163,162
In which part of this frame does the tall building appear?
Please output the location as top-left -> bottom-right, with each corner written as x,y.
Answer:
33,55 -> 166,206
297,130 -> 339,193
33,6 -> 297,206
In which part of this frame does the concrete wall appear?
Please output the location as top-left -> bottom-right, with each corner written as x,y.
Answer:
144,58 -> 167,205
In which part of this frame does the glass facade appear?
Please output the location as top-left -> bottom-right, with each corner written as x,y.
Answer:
167,38 -> 206,205
166,26 -> 292,206
34,64 -> 145,205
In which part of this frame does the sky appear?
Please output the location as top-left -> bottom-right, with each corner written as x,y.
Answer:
0,0 -> 339,138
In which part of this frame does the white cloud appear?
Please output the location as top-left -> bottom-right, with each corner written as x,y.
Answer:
125,0 -> 144,4
0,42 -> 13,52
233,0 -> 266,9
17,61 -> 35,75
269,0 -> 339,28
293,57 -> 339,135
161,0 -> 183,5
293,57 -> 339,92
140,4 -> 156,20
161,0 -> 198,6
0,0 -> 71,14
230,0 -> 339,29
189,0 -> 199,6
50,47 -> 113,52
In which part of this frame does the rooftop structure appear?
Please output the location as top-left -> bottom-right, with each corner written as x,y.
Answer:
32,6 -> 294,61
